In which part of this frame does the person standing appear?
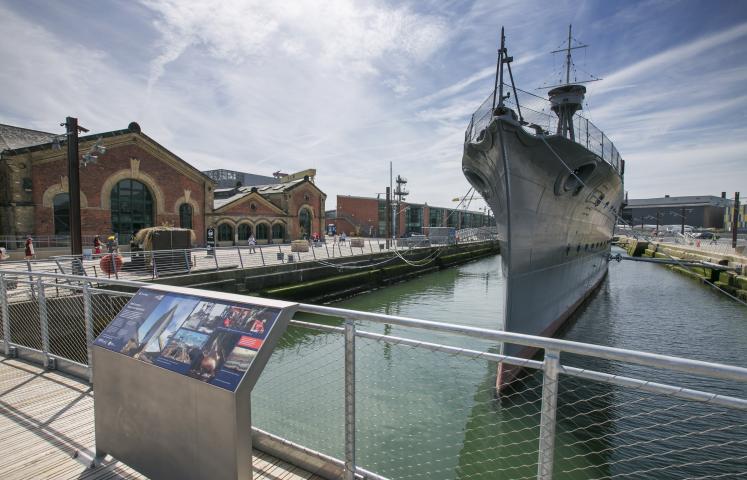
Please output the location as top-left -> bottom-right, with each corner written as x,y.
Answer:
24,235 -> 35,260
93,235 -> 102,255
106,235 -> 117,254
248,235 -> 256,253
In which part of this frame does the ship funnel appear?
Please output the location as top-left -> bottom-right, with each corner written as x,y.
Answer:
548,84 -> 586,141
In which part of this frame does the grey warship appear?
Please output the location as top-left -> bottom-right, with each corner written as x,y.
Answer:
462,26 -> 624,384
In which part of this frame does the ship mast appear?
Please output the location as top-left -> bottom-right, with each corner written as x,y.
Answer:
547,24 -> 592,141
565,24 -> 572,84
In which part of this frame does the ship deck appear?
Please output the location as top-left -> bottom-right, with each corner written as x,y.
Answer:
0,357 -> 322,480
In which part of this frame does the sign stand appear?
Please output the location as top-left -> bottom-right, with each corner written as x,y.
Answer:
92,284 -> 297,480
207,226 -> 216,256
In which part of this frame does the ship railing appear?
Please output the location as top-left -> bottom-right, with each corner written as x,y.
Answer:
2,269 -> 746,479
0,235 -> 498,282
465,88 -> 623,173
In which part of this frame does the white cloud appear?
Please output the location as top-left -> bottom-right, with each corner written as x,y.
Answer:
141,0 -> 450,88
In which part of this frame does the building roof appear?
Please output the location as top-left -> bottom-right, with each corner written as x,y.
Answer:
0,124 -> 56,151
203,169 -> 278,188
0,121 -> 215,184
626,195 -> 731,209
213,179 -> 309,209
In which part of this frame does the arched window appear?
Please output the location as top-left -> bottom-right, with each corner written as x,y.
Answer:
217,223 -> 234,242
179,204 -> 193,229
53,193 -> 70,235
237,223 -> 252,241
111,179 -> 153,236
256,223 -> 269,240
298,208 -> 312,239
272,223 -> 284,240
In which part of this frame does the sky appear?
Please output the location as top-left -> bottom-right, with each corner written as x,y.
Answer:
1,0 -> 746,213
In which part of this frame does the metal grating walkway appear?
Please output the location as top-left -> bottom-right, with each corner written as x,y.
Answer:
0,357 -> 322,480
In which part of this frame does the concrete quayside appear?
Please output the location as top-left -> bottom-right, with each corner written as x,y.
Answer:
617,235 -> 747,302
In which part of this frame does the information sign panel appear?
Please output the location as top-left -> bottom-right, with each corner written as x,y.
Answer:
95,288 -> 280,391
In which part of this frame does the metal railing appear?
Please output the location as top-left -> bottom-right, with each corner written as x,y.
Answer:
1,270 -> 745,479
465,87 -> 623,173
0,234 -> 103,250
0,229 -> 500,281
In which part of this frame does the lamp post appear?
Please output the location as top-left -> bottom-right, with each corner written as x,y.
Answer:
732,192 -> 740,249
63,117 -> 88,256
60,117 -> 106,256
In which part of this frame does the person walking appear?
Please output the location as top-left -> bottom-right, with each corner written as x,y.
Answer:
24,235 -> 35,260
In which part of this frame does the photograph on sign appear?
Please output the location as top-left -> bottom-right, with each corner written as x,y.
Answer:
95,289 -> 280,390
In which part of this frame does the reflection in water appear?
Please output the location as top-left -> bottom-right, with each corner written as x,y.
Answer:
252,252 -> 747,479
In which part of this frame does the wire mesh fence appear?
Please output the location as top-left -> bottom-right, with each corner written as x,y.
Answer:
1,271 -> 746,479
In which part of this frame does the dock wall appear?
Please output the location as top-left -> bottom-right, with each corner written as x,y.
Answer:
149,240 -> 500,301
616,236 -> 747,302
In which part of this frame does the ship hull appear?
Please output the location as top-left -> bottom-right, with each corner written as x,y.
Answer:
462,114 -> 623,381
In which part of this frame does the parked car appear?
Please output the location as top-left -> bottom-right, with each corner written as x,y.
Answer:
692,231 -> 715,239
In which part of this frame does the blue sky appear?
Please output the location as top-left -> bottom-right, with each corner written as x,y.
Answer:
1,0 -> 746,211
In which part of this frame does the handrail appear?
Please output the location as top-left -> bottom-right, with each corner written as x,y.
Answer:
465,88 -> 623,173
3,268 -> 746,383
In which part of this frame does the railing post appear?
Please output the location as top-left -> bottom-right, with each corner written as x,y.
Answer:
259,246 -> 265,266
537,349 -> 560,480
74,257 -> 87,276
343,319 -> 356,480
184,249 -> 192,273
111,253 -> 119,280
27,259 -> 36,299
1,274 -> 12,356
311,243 -> 316,260
325,241 -> 330,258
237,246 -> 244,269
37,277 -> 54,369
83,282 -> 94,382
213,248 -> 220,270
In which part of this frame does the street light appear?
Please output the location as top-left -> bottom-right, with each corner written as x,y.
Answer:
58,117 -> 107,256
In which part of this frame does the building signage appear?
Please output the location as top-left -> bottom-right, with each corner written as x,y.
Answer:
95,288 -> 280,391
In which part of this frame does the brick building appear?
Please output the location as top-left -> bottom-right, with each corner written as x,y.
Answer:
0,122 -> 326,246
330,195 -> 493,237
210,178 -> 326,245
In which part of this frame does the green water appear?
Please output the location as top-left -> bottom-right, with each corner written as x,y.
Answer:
252,252 -> 747,479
